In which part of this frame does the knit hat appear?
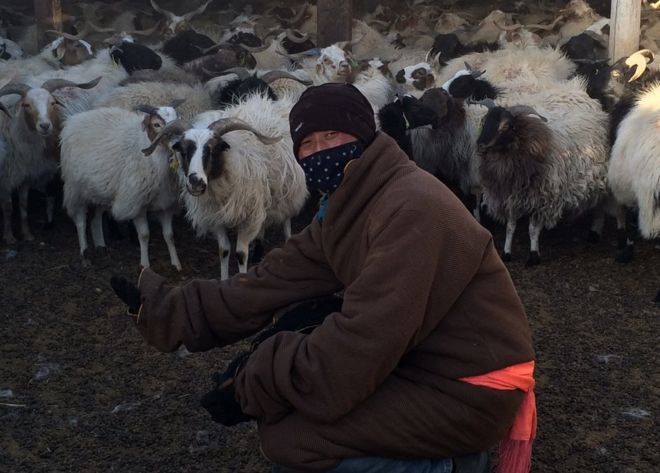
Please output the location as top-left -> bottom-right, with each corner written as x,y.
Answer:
289,83 -> 376,157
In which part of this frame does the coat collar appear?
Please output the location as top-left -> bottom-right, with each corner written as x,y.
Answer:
319,132 -> 416,241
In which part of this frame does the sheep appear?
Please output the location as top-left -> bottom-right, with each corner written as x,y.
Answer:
475,92 -> 609,266
436,43 -> 576,98
604,49 -> 660,266
98,81 -> 212,122
408,87 -> 489,220
312,45 -> 395,116
142,92 -> 307,280
377,94 -> 439,159
0,37 -> 22,60
150,0 -> 213,37
0,34 -> 93,83
60,102 -> 184,270
210,68 -> 311,109
27,48 -> 129,119
0,77 -> 101,244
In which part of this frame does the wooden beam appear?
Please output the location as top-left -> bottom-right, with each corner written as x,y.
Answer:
34,0 -> 63,49
609,0 -> 642,63
317,0 -> 353,48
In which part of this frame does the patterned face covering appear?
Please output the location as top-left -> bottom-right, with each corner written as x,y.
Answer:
299,141 -> 364,194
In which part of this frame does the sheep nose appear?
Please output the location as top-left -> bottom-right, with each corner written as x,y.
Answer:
187,173 -> 206,195
38,122 -> 52,134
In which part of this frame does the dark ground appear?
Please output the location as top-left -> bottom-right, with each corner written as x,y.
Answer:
0,193 -> 658,473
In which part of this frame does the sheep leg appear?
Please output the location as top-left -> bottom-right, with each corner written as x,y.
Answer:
283,219 -> 292,241
236,226 -> 260,275
253,226 -> 266,263
18,184 -> 34,241
587,207 -> 605,243
1,197 -> 16,244
615,206 -> 635,263
472,193 -> 482,222
157,209 -> 182,271
502,216 -> 517,262
132,210 -> 151,269
71,206 -> 89,262
91,207 -> 107,250
526,219 -> 542,267
217,227 -> 231,280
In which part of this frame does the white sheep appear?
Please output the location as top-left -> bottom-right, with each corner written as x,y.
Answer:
98,81 -> 212,122
60,103 -> 183,270
608,81 -> 660,240
0,77 -> 101,244
143,92 -> 307,279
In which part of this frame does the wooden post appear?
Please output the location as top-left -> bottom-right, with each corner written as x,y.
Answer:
609,0 -> 642,62
34,0 -> 63,49
317,0 -> 353,48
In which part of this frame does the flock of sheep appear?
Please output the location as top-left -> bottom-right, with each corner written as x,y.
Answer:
0,0 -> 658,301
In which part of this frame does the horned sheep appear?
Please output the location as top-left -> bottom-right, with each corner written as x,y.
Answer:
0,77 -> 101,244
60,103 -> 184,270
475,86 -> 610,266
142,91 -> 307,280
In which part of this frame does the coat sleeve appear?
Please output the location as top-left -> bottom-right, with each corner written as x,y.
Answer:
234,206 -> 486,424
135,223 -> 342,353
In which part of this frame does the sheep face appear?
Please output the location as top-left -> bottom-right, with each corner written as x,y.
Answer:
141,107 -> 178,141
21,88 -> 60,137
173,130 -> 229,196
395,63 -> 435,91
602,50 -> 655,99
48,37 -> 94,66
316,45 -> 352,82
429,33 -> 463,65
477,107 -> 516,152
420,88 -> 453,125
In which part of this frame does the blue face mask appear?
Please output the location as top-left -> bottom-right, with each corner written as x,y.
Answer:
299,141 -> 364,194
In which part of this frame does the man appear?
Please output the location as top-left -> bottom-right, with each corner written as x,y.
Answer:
111,83 -> 535,473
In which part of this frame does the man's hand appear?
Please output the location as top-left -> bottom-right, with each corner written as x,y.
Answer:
201,352 -> 253,426
110,275 -> 141,315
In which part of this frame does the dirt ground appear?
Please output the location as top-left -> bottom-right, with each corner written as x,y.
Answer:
0,193 -> 658,473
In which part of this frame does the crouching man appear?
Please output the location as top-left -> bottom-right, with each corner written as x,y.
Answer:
111,83 -> 536,473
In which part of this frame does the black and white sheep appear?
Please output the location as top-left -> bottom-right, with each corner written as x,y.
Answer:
142,92 -> 307,279
475,91 -> 609,266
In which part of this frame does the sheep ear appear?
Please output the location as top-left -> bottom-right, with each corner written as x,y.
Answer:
54,44 -> 66,60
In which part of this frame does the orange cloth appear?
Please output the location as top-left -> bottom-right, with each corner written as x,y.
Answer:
460,361 -> 536,473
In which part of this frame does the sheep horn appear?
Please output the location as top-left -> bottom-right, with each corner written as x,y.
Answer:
46,30 -> 87,41
150,0 -> 176,22
217,67 -> 251,80
183,0 -> 213,22
142,119 -> 189,156
0,82 -> 31,98
625,49 -> 654,82
582,30 -> 609,49
285,29 -> 309,43
493,20 -> 524,31
169,98 -> 186,109
470,98 -> 497,109
208,118 -> 282,145
0,102 -> 11,119
264,28 -> 284,40
87,21 -> 116,33
41,76 -> 102,93
260,70 -> 312,85
508,105 -> 547,121
286,5 -> 309,26
525,15 -> 564,31
135,104 -> 159,115
240,42 -> 272,53
128,21 -> 162,36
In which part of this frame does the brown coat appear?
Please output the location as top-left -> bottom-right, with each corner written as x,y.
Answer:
137,133 -> 534,472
